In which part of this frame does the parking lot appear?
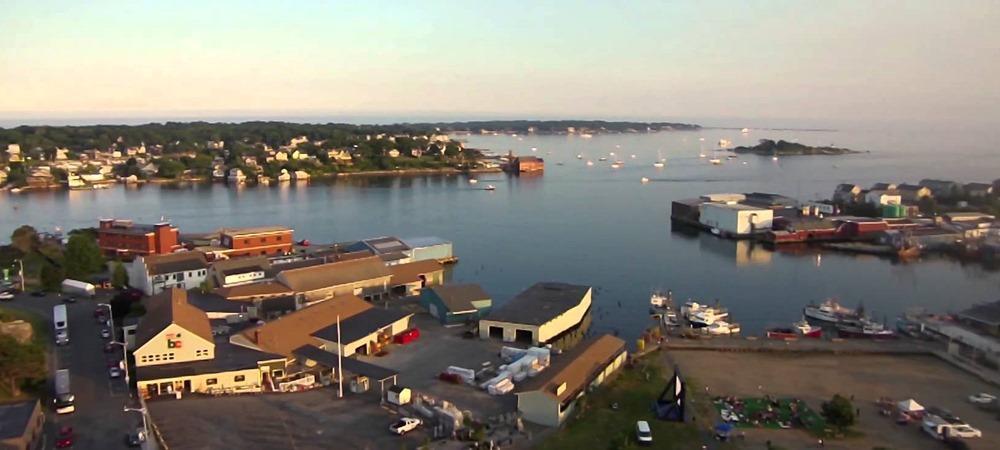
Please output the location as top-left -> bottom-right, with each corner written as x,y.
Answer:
3,291 -> 147,449
356,313 -> 515,419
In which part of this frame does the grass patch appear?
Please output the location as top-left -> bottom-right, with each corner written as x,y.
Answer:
713,396 -> 828,437
537,361 -> 703,450
0,305 -> 50,345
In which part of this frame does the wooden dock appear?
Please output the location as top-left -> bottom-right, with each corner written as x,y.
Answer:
660,336 -> 933,356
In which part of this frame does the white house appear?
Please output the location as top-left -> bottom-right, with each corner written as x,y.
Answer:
130,251 -> 210,296
865,189 -> 902,206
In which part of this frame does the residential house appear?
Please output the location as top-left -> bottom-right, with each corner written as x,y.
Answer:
275,255 -> 392,302
479,282 -> 592,345
293,170 -> 310,181
919,179 -> 963,198
897,184 -> 933,203
421,284 -> 492,325
515,334 -> 627,427
288,136 -> 309,148
864,189 -> 902,206
129,251 -> 209,296
26,168 -> 53,188
0,399 -> 44,450
97,219 -> 181,260
964,182 -> 993,198
54,147 -> 70,160
387,149 -> 400,158
327,149 -> 353,163
5,143 -> 22,162
274,151 -> 289,162
133,289 -> 286,399
832,184 -> 861,204
0,170 -> 7,185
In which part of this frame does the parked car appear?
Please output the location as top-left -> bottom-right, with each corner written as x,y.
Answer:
389,417 -> 421,435
0,291 -> 14,300
948,424 -> 982,439
108,366 -> 123,379
63,296 -> 77,303
968,393 -> 996,404
30,291 -> 46,297
635,420 -> 653,445
104,342 -> 117,353
56,426 -> 74,448
100,328 -> 111,339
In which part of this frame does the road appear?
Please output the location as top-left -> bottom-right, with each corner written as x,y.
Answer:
3,291 -> 145,449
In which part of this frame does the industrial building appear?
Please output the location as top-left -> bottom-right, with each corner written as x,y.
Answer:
401,236 -> 456,263
129,251 -> 210,296
515,334 -> 627,427
698,202 -> 774,237
479,282 -> 591,345
388,259 -> 445,296
219,226 -> 294,257
96,218 -> 181,260
275,256 -> 392,302
420,284 -> 493,325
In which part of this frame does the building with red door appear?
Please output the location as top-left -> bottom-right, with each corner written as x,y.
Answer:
97,219 -> 181,260
220,226 -> 294,257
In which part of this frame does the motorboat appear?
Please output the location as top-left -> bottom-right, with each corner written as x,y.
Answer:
709,158 -> 722,165
793,318 -> 822,338
718,139 -> 732,148
772,156 -> 779,161
653,161 -> 665,168
610,162 -> 622,169
698,153 -> 707,158
576,154 -> 583,159
803,299 -> 857,324
707,321 -> 740,335
767,318 -> 821,339
681,301 -> 729,328
765,327 -> 799,340
741,128 -> 750,134
650,292 -> 672,308
640,177 -> 650,183
586,160 -> 594,166
598,157 -> 608,161
468,178 -> 479,184
483,185 -> 496,191
531,147 -> 537,152
630,154 -> 636,159
837,318 -> 896,339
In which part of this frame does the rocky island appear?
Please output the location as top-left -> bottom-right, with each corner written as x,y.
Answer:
731,139 -> 862,156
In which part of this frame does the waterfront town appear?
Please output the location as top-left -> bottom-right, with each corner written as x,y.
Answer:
1,205 -> 999,450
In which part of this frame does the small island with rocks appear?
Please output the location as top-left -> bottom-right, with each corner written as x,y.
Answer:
731,139 -> 862,156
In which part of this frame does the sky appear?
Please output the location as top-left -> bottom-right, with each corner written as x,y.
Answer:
1,0 -> 998,126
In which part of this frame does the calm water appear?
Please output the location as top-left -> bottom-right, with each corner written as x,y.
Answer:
3,124 -> 1000,338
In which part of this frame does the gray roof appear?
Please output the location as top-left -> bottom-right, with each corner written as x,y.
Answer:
960,300 -> 1000,326
428,284 -> 491,313
292,345 -> 397,380
145,252 -> 209,275
185,293 -> 247,314
362,236 -> 410,254
0,400 -> 39,440
485,282 -> 590,326
135,335 -> 283,381
401,236 -> 451,249
312,308 -> 412,344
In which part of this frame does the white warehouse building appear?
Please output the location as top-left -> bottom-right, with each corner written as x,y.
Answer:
698,203 -> 774,237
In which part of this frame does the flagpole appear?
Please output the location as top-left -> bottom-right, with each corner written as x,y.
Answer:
337,314 -> 343,398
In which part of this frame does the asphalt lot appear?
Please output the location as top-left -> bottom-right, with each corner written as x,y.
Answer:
3,291 -> 145,449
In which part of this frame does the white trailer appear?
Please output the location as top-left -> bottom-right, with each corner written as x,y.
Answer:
62,279 -> 96,297
53,304 -> 69,345
54,368 -> 75,414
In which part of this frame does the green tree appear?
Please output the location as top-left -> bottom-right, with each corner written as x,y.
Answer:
63,233 -> 104,279
112,261 -> 129,289
10,225 -> 39,254
918,196 -> 938,216
39,263 -> 64,292
821,394 -> 856,431
0,334 -> 46,397
156,158 -> 187,179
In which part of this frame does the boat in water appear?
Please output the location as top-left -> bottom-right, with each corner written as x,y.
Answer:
468,178 -> 479,184
484,185 -> 496,191
576,154 -> 583,159
640,177 -> 650,184
586,160 -> 594,166
803,299 -> 858,324
707,321 -> 740,335
837,318 -> 896,339
610,161 -> 623,169
653,161 -> 665,168
598,157 -> 608,161
766,318 -> 822,339
709,158 -> 722,165
681,301 -> 729,328
650,292 -> 678,327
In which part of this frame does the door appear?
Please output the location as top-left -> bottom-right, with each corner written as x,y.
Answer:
183,380 -> 192,392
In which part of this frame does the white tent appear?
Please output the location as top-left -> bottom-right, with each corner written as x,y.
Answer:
897,398 -> 924,413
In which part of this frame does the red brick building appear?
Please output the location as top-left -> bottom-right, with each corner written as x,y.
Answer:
513,155 -> 544,172
97,219 -> 181,260
220,226 -> 293,257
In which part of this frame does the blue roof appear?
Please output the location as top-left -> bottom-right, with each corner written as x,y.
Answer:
401,236 -> 451,248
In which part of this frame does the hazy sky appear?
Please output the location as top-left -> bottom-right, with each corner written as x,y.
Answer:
1,0 -> 998,125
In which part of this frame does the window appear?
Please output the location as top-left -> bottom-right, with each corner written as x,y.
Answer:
277,236 -> 282,241
206,378 -> 217,385
260,238 -> 266,243
234,375 -> 246,382
244,239 -> 249,245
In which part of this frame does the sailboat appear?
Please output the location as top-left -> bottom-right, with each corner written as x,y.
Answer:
653,150 -> 666,168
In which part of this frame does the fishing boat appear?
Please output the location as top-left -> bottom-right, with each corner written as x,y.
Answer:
766,318 -> 821,339
803,299 -> 857,324
837,318 -> 897,339
681,302 -> 729,328
707,321 -> 741,335
794,318 -> 823,338
765,327 -> 799,340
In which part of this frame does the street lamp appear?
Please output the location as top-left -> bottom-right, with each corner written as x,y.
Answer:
123,405 -> 149,445
14,259 -> 25,292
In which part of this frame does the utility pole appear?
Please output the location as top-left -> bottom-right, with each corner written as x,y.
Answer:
16,259 -> 25,292
337,314 -> 343,399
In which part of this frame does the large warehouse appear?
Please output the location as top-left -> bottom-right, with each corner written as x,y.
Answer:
698,202 -> 773,237
478,282 -> 591,346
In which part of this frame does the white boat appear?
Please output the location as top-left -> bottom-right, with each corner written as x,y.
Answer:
803,299 -> 857,323
576,154 -> 583,159
580,133 -> 593,139
640,177 -> 650,183
484,185 -> 496,191
709,158 -> 722,165
653,162 -> 665,168
681,302 -> 729,328
609,152 -> 615,156
598,157 -> 607,161
630,154 -> 636,159
610,162 -> 622,169
650,292 -> 672,308
741,128 -> 750,134
468,178 -> 479,184
707,321 -> 740,335
772,156 -> 779,161
531,147 -> 537,152
10,187 -> 23,194
698,153 -> 707,158
718,139 -> 732,148
586,161 -> 594,166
